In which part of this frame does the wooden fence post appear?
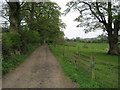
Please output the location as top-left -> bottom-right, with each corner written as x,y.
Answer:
61,45 -> 62,53
67,45 -> 68,57
56,44 -> 58,49
77,46 -> 79,53
90,55 -> 94,79
54,43 -> 56,48
63,45 -> 64,57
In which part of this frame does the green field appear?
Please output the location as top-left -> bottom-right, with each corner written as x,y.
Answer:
49,42 -> 118,88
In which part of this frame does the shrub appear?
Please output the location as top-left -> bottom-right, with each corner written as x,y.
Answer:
32,31 -> 41,43
83,44 -> 89,48
2,33 -> 22,56
22,30 -> 41,44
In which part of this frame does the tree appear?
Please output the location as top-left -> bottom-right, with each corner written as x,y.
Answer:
2,1 -> 65,47
21,2 -> 36,31
2,0 -> 30,53
8,1 -> 20,33
4,0 -> 24,33
21,2 -> 66,43
65,0 -> 120,55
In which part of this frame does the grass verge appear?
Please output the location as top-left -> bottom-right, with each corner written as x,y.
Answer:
49,43 -> 118,88
49,45 -> 103,88
2,44 -> 40,75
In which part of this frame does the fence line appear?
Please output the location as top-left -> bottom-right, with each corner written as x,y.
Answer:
49,44 -> 117,87
73,51 -> 95,79
53,44 -> 95,79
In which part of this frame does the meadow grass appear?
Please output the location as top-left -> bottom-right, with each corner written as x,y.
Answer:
49,42 -> 118,88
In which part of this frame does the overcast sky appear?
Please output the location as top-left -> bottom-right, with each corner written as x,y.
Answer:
0,0 -> 109,39
51,0 -> 103,39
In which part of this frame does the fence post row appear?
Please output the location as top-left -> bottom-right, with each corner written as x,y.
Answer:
90,55 -> 94,79
52,44 -> 95,79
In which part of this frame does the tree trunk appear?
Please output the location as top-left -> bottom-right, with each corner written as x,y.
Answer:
106,2 -> 120,55
8,2 -> 28,53
8,2 -> 20,33
107,24 -> 120,55
107,35 -> 120,55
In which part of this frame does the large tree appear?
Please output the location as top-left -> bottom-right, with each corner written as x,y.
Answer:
4,0 -> 24,33
65,0 -> 120,55
3,0 -> 29,53
22,2 -> 66,43
2,1 -> 65,45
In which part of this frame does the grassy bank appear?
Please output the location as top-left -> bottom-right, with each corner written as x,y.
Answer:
49,42 -> 118,88
2,44 -> 40,75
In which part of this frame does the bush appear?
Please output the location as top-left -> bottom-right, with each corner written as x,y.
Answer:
2,44 -> 39,75
2,33 -> 22,56
2,30 -> 41,56
32,31 -> 41,43
22,30 -> 41,44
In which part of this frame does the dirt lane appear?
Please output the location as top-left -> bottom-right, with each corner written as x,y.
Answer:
2,44 -> 79,88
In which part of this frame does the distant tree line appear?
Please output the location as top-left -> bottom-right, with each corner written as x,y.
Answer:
66,34 -> 108,43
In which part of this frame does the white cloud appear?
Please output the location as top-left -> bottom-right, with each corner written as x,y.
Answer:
1,0 -> 104,39
51,0 -> 103,39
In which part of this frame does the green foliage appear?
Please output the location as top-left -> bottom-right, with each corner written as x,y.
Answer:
21,2 -> 65,43
2,31 -> 41,75
65,1 -> 120,55
2,2 -> 65,76
65,1 -> 120,33
22,30 -> 41,44
2,44 -> 39,75
2,2 -> 65,77
2,33 -> 22,55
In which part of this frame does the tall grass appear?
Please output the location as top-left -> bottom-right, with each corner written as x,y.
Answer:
2,44 -> 40,75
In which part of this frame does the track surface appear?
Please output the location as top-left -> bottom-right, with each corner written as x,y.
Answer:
3,44 -> 79,88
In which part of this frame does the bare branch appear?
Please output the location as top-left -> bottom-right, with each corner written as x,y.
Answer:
83,2 -> 102,22
5,0 -> 10,6
108,2 -> 112,25
95,2 -> 106,23
1,15 -> 15,27
20,0 -> 25,7
77,0 -> 104,23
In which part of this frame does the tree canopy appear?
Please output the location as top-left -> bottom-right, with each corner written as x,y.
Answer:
65,0 -> 120,55
2,1 -> 66,55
